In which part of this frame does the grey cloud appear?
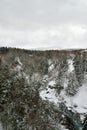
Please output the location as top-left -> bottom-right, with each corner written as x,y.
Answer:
0,0 -> 87,29
0,0 -> 87,49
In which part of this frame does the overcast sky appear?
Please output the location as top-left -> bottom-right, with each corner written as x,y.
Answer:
0,0 -> 87,49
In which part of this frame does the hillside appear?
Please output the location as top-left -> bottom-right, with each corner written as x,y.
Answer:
0,47 -> 87,130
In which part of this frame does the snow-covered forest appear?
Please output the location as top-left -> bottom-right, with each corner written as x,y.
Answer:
0,47 -> 87,130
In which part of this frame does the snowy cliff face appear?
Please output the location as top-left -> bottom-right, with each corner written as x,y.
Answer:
0,48 -> 87,130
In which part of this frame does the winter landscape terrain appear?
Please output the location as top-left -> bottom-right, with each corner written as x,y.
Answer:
0,47 -> 87,130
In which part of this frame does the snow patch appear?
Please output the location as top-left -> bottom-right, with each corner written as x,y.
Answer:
15,65 -> 22,72
40,80 -> 58,104
15,57 -> 23,66
67,59 -> 74,72
23,72 -> 30,84
0,123 -> 3,130
40,76 -> 87,114
48,80 -> 55,86
40,87 -> 58,104
62,82 -> 87,114
72,83 -> 87,113
48,64 -> 54,72
48,59 -> 52,65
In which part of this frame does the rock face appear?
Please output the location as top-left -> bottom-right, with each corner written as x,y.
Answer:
0,47 -> 87,130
